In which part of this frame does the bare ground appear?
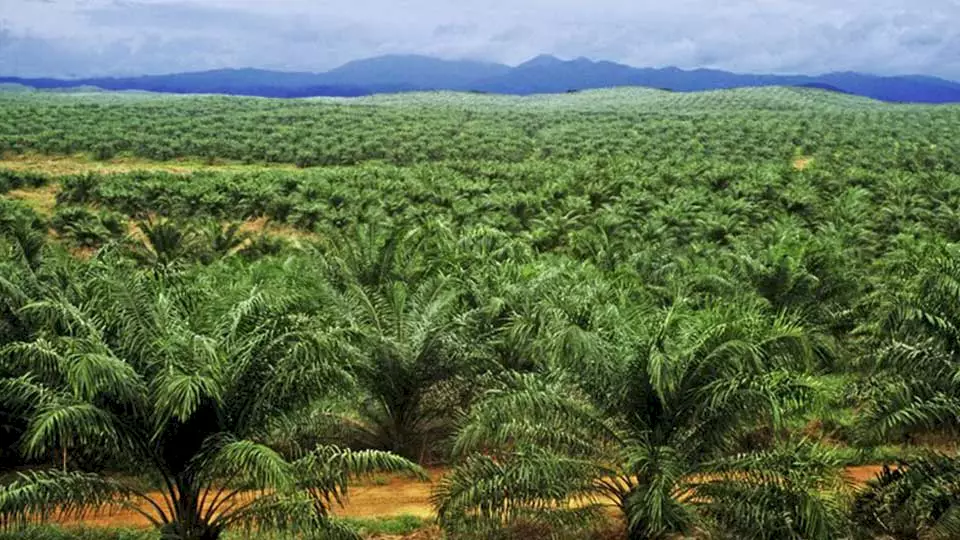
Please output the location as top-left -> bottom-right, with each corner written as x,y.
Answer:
0,153 -> 301,176
53,465 -> 887,531
793,156 -> 813,170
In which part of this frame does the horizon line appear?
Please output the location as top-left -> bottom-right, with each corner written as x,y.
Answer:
1,53 -> 958,84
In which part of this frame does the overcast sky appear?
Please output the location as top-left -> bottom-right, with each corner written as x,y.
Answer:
2,0 -> 959,79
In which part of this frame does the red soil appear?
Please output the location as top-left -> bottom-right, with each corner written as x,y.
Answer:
55,465 -> 887,530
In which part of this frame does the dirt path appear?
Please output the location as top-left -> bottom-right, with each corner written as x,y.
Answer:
55,465 -> 887,529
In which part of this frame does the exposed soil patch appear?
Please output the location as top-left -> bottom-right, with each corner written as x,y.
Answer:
238,216 -> 319,242
844,464 -> 892,484
793,156 -> 813,170
0,153 -> 301,176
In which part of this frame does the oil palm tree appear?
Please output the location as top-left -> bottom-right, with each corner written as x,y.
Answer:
857,250 -> 960,443
0,202 -> 46,272
126,218 -> 199,270
0,274 -> 424,539
435,303 -> 847,539
851,453 -> 960,540
327,276 -> 482,463
318,223 -> 430,292
198,221 -> 249,263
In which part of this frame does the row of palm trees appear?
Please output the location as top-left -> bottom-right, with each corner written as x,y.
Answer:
12,88 -> 957,169
2,216 -> 960,539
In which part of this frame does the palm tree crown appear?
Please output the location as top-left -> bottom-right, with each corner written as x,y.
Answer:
0,271 -> 424,539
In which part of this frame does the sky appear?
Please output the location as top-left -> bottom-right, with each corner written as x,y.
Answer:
2,0 -> 959,80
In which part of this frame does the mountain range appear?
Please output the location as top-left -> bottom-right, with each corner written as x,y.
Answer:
3,54 -> 960,103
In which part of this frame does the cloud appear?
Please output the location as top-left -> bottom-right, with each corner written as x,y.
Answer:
1,0 -> 959,79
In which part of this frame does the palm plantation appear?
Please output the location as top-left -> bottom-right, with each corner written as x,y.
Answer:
2,88 -> 960,539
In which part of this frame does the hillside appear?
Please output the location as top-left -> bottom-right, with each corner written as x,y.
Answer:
2,54 -> 960,103
1,87 -> 928,166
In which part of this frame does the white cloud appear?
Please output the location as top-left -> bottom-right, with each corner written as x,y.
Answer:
1,0 -> 959,79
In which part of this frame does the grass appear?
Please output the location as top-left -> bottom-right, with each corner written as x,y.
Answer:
0,527 -> 154,540
0,518 -> 431,539
370,475 -> 391,486
4,184 -> 59,216
792,155 -> 814,170
339,515 -> 430,536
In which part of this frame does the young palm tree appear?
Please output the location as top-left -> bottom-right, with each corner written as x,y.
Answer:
127,218 -> 199,270
327,276 -> 482,463
198,221 -> 249,263
0,274 -> 424,539
318,223 -> 428,291
435,303 -> 847,539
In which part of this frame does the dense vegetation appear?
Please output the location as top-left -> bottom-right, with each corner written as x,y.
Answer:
2,88 -> 960,539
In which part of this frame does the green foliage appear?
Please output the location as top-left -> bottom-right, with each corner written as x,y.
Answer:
852,453 -> 960,540
337,514 -> 427,536
0,271 -> 425,539
437,304 -> 848,539
0,199 -> 46,269
0,526 -> 154,540
50,207 -> 124,248
2,88 -> 957,167
856,251 -> 960,444
0,170 -> 48,194
3,88 -> 960,539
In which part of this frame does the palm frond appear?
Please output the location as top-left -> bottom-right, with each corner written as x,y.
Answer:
222,491 -> 361,540
0,471 -> 148,529
293,445 -> 426,514
696,443 -> 851,540
23,400 -> 125,458
150,369 -> 223,431
199,437 -> 297,492
64,351 -> 145,403
434,450 -> 606,531
852,452 -> 960,540
453,373 -> 619,457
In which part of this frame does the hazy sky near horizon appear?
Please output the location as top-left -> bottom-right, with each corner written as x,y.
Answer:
2,0 -> 959,79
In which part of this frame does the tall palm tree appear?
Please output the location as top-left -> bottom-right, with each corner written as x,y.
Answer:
434,303 -> 847,539
0,274 -> 424,539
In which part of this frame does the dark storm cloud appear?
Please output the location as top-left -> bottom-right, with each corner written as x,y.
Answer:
2,0 -> 959,80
